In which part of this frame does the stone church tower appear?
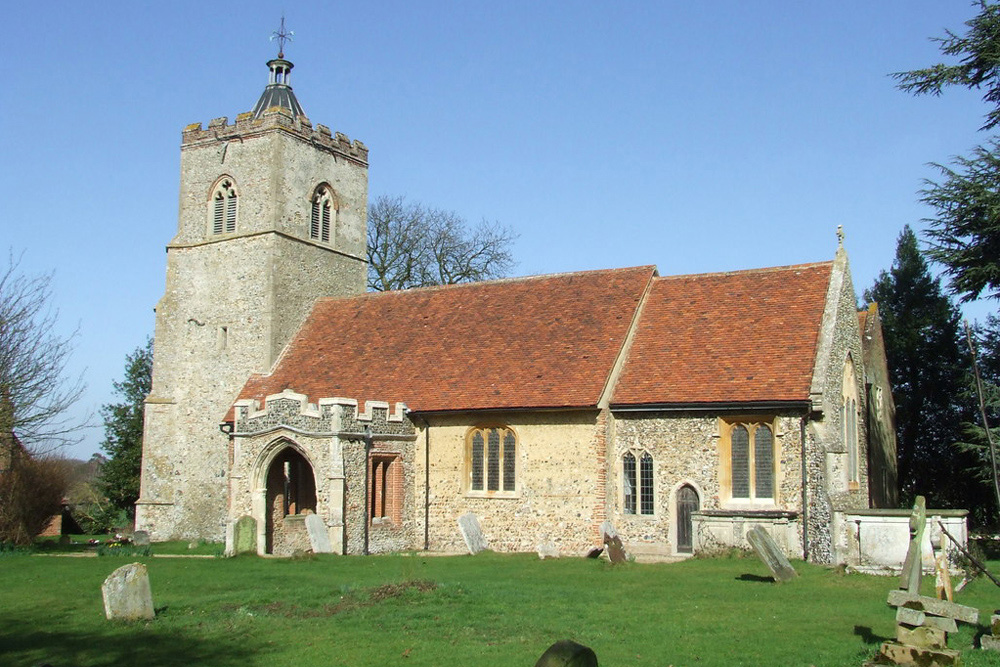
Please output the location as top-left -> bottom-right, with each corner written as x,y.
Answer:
135,47 -> 368,540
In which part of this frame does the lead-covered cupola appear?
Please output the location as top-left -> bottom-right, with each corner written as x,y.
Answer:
251,19 -> 305,119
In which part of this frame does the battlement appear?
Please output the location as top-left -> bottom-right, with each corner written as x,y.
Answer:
232,390 -> 412,437
182,107 -> 368,164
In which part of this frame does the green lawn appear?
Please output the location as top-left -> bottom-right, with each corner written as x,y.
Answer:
2,551 -> 1000,667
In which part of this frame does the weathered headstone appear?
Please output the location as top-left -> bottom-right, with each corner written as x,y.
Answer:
458,513 -> 489,554
101,562 -> 154,621
601,523 -> 627,564
305,514 -> 332,553
900,496 -> 927,594
536,541 -> 560,560
233,515 -> 257,555
982,613 -> 1000,651
534,639 -> 598,667
746,526 -> 797,582
132,530 -> 150,546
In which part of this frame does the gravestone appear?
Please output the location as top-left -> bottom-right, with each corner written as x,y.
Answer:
233,515 -> 257,555
601,523 -> 627,564
132,530 -> 150,546
101,562 -> 154,621
867,496 -> 980,666
534,639 -> 599,667
458,513 -> 489,554
536,541 -> 560,560
899,496 -> 926,594
746,526 -> 797,582
305,514 -> 333,553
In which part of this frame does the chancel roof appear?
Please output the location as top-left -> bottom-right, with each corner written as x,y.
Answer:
611,262 -> 834,407
233,261 -> 835,417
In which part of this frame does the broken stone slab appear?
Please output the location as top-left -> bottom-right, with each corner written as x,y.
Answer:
233,515 -> 257,555
305,514 -> 332,554
132,530 -> 150,546
534,640 -> 598,667
457,512 -> 489,554
895,624 -> 947,650
877,641 -> 961,666
746,525 -> 797,583
102,562 -> 154,621
896,606 -> 958,633
887,590 -> 979,625
899,496 -> 927,595
982,634 -> 1000,651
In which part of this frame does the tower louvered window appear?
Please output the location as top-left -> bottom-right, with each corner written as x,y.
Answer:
467,426 -> 517,495
211,179 -> 238,235
310,186 -> 333,243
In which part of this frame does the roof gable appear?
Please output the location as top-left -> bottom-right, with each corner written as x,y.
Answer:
235,266 -> 656,414
611,262 -> 834,407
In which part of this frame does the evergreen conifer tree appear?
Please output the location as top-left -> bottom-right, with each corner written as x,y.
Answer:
98,338 -> 152,518
865,227 -> 986,517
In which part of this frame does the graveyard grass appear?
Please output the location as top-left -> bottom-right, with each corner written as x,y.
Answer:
4,552 -> 1000,667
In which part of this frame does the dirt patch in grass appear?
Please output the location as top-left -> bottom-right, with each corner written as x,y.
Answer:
226,580 -> 438,619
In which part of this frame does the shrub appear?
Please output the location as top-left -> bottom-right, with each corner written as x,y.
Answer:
0,453 -> 70,545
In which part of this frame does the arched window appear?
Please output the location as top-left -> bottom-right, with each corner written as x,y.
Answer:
211,178 -> 238,235
310,185 -> 334,243
842,356 -> 860,486
722,419 -> 776,503
623,450 -> 654,515
467,426 -> 516,494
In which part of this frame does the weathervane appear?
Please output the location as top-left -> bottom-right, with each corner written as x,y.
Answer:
271,16 -> 294,59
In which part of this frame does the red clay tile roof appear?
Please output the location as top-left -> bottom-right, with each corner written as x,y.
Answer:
610,262 -> 834,406
235,266 -> 656,414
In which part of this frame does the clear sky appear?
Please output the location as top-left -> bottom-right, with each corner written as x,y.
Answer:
2,2 -> 995,460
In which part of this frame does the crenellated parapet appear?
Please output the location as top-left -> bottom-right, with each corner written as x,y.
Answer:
232,390 -> 412,437
182,107 -> 368,165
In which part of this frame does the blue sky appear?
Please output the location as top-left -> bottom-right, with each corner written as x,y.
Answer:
2,2 -> 995,459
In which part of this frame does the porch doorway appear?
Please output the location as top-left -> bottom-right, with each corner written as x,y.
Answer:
264,447 -> 317,555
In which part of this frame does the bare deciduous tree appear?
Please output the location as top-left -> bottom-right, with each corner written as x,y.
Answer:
367,195 -> 518,292
0,252 -> 87,453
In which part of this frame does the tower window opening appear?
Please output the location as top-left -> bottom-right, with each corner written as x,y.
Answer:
211,179 -> 238,235
310,185 -> 334,243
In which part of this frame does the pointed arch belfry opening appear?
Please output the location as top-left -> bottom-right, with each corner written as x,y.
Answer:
262,444 -> 317,554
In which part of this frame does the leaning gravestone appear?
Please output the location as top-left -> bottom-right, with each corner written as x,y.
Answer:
233,515 -> 257,555
601,522 -> 628,564
746,526 -> 797,583
102,562 -> 154,621
458,512 -> 489,554
534,639 -> 599,667
536,541 -> 560,560
305,513 -> 333,553
131,530 -> 150,547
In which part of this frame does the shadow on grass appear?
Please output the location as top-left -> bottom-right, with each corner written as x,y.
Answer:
853,625 -> 889,645
735,573 -> 774,583
0,617 -> 266,667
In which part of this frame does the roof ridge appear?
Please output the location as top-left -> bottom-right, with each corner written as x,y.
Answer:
654,260 -> 833,282
317,265 -> 658,303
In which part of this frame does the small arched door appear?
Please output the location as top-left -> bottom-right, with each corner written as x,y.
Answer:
676,485 -> 700,554
264,447 -> 317,555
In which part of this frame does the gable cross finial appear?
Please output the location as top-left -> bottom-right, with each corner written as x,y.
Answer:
837,225 -> 844,248
270,15 -> 294,59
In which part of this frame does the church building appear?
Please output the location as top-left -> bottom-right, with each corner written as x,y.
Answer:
135,46 -> 898,564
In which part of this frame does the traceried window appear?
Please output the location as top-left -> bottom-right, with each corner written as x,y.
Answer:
722,419 -> 775,503
467,426 -> 516,494
623,450 -> 655,515
310,185 -> 334,243
211,178 -> 238,235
